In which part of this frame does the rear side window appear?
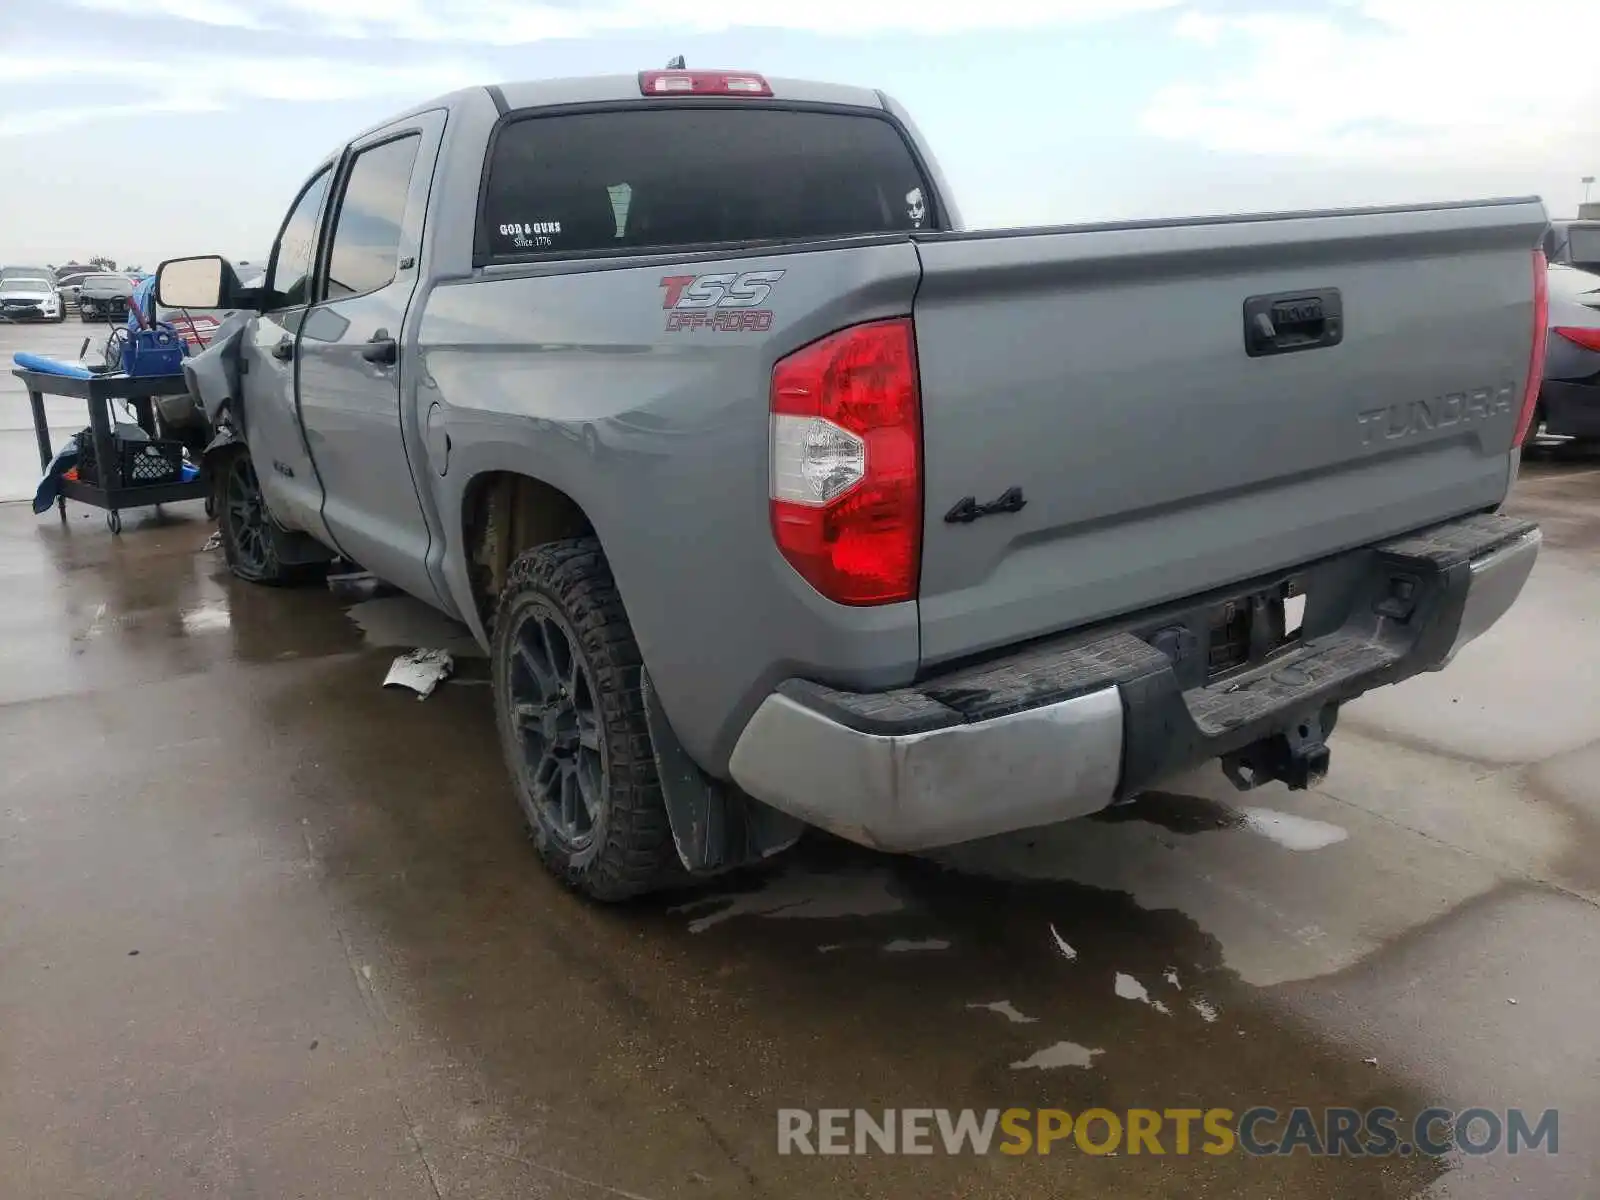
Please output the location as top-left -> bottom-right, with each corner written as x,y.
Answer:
324,134 -> 421,300
479,107 -> 932,260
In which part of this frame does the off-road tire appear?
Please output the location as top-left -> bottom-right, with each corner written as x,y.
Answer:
492,538 -> 683,901
212,447 -> 309,586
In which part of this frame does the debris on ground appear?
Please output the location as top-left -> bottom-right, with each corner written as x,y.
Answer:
201,531 -> 222,551
383,649 -> 455,699
1363,1056 -> 1379,1067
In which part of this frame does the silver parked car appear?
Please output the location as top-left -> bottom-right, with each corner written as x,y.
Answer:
1534,263 -> 1600,443
0,270 -> 64,322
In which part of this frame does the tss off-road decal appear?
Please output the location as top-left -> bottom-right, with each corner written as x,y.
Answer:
660,270 -> 785,332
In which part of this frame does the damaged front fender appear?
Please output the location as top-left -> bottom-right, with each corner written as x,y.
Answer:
182,310 -> 249,429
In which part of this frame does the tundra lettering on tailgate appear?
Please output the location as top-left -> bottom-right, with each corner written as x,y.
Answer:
660,270 -> 784,332
1357,383 -> 1516,446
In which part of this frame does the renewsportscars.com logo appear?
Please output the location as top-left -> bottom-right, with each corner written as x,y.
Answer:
776,1106 -> 1560,1158
660,270 -> 784,333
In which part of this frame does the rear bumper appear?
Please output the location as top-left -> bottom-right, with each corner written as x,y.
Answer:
728,513 -> 1540,852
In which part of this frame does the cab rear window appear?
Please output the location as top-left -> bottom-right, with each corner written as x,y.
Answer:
479,106 -> 933,260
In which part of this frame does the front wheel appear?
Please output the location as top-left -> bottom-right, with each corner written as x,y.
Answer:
491,538 -> 682,901
213,449 -> 303,585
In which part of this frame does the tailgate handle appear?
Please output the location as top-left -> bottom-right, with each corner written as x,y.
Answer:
1244,289 -> 1343,357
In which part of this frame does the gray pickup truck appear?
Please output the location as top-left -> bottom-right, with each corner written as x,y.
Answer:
157,69 -> 1548,901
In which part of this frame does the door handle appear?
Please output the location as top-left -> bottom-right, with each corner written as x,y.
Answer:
362,330 -> 398,365
1243,289 -> 1343,358
271,336 -> 294,362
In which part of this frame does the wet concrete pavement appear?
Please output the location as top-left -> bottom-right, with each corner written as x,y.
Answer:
2,417 -> 1599,1196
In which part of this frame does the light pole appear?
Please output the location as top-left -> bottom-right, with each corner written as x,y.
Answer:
1585,176 -> 1595,205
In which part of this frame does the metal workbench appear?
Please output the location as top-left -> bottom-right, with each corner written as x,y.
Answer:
13,367 -> 209,533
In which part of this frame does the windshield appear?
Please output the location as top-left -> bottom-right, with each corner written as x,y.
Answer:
85,274 -> 132,287
2,275 -> 51,290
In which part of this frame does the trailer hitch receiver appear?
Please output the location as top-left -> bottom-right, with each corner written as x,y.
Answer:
1221,713 -> 1332,792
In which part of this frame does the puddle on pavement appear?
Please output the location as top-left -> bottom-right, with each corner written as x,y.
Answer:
883,937 -> 951,953
1090,789 -> 1246,834
966,1000 -> 1038,1024
178,598 -> 231,634
343,595 -> 484,659
671,866 -> 906,933
1239,807 -> 1349,851
251,656 -> 1470,1198
1010,1040 -> 1103,1070
1089,792 -> 1352,854
1113,971 -> 1171,1014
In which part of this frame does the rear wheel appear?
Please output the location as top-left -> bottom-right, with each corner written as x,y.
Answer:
492,538 -> 682,901
214,449 -> 303,585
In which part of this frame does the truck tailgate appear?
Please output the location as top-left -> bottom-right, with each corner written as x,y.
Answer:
910,198 -> 1547,666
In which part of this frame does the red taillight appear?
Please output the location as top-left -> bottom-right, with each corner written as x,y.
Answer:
769,318 -> 921,606
1514,249 -> 1550,447
1554,325 -> 1600,352
638,70 -> 772,97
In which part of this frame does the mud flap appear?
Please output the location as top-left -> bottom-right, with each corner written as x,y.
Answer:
642,670 -> 805,874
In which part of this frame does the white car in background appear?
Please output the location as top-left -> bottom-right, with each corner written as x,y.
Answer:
0,270 -> 64,322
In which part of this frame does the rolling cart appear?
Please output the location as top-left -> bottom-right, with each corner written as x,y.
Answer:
14,367 -> 209,534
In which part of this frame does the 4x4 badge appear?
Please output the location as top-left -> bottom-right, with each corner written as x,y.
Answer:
944,486 -> 1027,525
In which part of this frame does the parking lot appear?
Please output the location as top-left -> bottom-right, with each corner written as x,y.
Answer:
2,316 -> 1599,1199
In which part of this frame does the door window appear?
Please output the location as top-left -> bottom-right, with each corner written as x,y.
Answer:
323,135 -> 421,301
266,167 -> 332,310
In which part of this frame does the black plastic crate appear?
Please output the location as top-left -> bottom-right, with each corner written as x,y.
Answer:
121,439 -> 185,486
77,434 -> 185,488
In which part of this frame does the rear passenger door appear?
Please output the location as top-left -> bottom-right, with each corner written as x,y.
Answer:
295,112 -> 445,603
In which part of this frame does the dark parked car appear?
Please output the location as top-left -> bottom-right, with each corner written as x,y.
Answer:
77,273 -> 135,321
1534,263 -> 1600,443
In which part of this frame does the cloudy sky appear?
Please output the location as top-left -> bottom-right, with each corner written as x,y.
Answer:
2,0 -> 1596,269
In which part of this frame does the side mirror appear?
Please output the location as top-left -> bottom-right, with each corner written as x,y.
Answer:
156,255 -> 238,310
